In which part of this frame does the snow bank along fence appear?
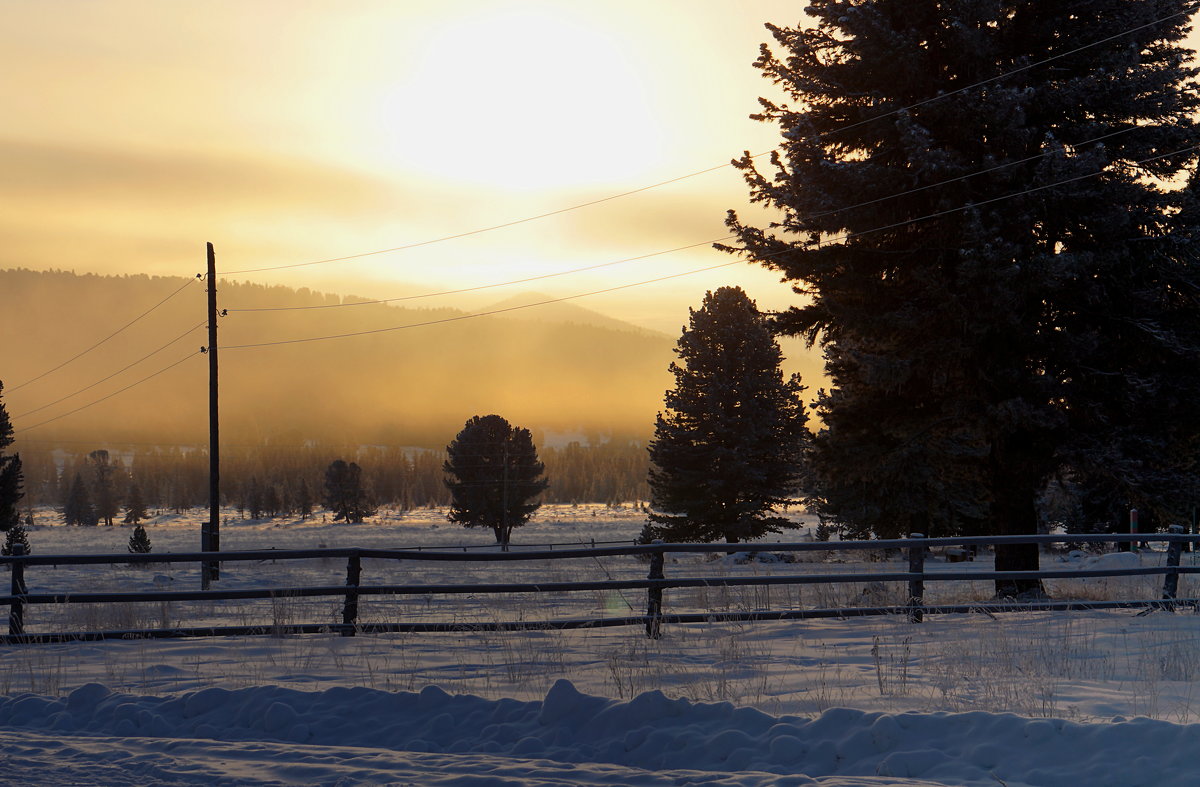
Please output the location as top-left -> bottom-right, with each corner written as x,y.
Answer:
0,530 -> 1197,644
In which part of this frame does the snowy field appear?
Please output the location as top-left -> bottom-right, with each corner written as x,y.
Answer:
3,505 -> 1200,785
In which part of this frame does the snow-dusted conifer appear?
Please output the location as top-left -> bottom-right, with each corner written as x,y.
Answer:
127,525 -> 151,554
644,287 -> 809,544
726,1 -> 1200,596
2,523 -> 29,556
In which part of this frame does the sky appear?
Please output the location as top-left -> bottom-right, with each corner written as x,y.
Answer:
2,0 -> 809,336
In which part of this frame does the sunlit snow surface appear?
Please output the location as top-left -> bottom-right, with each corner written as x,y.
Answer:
2,505 -> 1200,786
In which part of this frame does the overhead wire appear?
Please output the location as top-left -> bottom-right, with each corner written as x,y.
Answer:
218,6 -> 1194,278
11,10 -> 1194,429
228,125 -> 1142,314
13,136 -> 1193,435
223,142 -> 1200,351
814,4 -> 1199,141
222,262 -> 744,349
226,237 -> 732,312
8,277 -> 197,393
12,321 -> 208,420
14,351 -> 201,434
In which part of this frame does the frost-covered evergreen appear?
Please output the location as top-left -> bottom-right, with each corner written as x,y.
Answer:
0,382 -> 22,533
727,1 -> 1200,596
643,287 -> 809,544
127,525 -> 151,554
2,523 -> 29,556
444,415 -> 548,549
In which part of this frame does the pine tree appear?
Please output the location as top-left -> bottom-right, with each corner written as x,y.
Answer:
127,525 -> 152,554
297,477 -> 313,520
0,382 -> 23,533
323,460 -> 374,523
444,415 -> 548,549
643,287 -> 809,544
2,523 -> 29,556
123,481 -> 148,525
727,1 -> 1200,596
245,477 -> 264,520
88,450 -> 119,526
63,472 -> 97,526
264,483 -> 283,518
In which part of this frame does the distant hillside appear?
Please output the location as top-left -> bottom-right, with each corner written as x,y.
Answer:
0,269 -> 675,448
480,292 -> 671,338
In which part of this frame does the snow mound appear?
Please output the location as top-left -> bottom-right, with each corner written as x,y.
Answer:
1,680 -> 1198,785
1081,551 -> 1145,571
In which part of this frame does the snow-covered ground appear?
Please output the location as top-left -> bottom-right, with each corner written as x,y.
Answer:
2,505 -> 1199,785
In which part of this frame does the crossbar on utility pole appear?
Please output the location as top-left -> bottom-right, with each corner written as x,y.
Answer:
203,242 -> 221,588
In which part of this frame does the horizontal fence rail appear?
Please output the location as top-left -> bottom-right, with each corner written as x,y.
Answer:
0,530 -> 1196,644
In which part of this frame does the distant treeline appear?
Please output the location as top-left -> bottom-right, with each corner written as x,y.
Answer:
17,440 -> 649,519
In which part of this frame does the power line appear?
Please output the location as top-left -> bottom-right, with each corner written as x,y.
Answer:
224,143 -> 1198,351
816,4 -> 1198,141
799,126 -> 1141,224
14,144 -> 1188,434
8,277 -> 197,393
10,17 -> 1193,429
12,321 -> 207,420
228,126 -> 1141,315
222,261 -> 745,350
14,351 -> 201,435
814,143 -> 1200,247
226,237 -> 732,312
217,7 -> 1193,278
221,166 -> 737,276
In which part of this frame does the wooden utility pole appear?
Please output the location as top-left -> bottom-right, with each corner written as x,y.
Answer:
203,242 -> 220,588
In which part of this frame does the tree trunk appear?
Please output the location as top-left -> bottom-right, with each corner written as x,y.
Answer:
993,491 -> 1047,600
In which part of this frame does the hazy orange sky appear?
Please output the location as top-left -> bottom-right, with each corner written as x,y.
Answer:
2,0 -> 809,336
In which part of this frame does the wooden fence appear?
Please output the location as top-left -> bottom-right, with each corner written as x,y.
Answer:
0,530 -> 1196,645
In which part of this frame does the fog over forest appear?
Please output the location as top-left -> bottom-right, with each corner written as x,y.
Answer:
1,269 -> 702,450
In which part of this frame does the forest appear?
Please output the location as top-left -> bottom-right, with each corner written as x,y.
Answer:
16,439 -> 650,522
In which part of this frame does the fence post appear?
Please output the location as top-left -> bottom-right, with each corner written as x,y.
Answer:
9,543 -> 26,637
646,541 -> 664,639
908,533 -> 925,623
342,551 -> 361,636
1162,524 -> 1185,606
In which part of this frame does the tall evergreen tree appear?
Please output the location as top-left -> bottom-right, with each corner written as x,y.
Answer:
0,382 -> 22,533
123,481 -> 148,525
643,287 -> 809,544
444,415 -> 548,549
88,450 -> 119,526
323,460 -> 373,523
63,472 -> 97,526
726,1 -> 1200,596
297,477 -> 314,520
